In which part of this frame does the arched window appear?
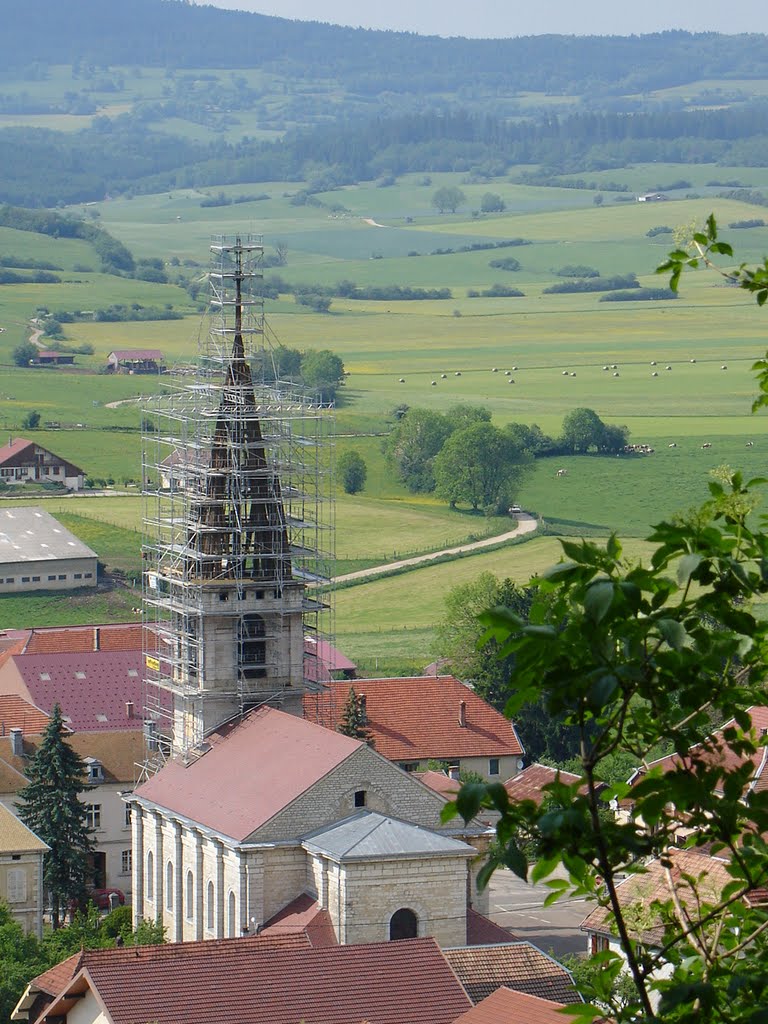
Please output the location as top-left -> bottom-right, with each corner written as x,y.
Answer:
146,851 -> 154,900
228,890 -> 236,938
238,614 -> 266,679
186,870 -> 194,920
166,862 -> 174,911
389,907 -> 418,941
207,880 -> 215,931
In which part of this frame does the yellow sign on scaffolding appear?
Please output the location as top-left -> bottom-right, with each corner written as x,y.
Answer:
145,655 -> 160,672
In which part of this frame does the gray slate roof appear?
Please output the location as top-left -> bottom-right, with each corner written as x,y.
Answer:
302,811 -> 476,862
0,507 -> 97,564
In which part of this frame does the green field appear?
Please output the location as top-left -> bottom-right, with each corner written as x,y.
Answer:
2,172 -> 768,658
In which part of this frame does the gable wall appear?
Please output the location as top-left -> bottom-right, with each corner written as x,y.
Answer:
249,744 -> 448,843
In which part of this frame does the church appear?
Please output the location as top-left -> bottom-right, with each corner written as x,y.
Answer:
128,236 -> 497,947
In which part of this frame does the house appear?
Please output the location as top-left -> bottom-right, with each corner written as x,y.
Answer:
0,507 -> 97,593
0,438 -> 84,490
443,942 -> 579,1005
503,763 -> 607,805
128,704 -> 495,947
0,802 -> 48,938
0,626 -> 152,897
31,351 -> 75,367
452,987 -> 573,1024
106,349 -> 164,374
304,675 -> 524,781
12,935 -> 474,1024
637,193 -> 667,202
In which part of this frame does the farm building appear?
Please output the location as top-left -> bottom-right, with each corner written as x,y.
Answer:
106,349 -> 165,374
0,507 -> 97,593
31,351 -> 75,366
0,437 -> 84,490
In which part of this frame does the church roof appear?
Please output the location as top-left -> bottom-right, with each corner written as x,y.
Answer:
134,706 -> 362,842
304,675 -> 523,761
302,811 -> 476,862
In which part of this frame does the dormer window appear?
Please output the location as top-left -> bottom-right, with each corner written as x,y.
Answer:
85,757 -> 104,784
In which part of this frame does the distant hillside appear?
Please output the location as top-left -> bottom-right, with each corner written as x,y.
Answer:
2,0 -> 768,96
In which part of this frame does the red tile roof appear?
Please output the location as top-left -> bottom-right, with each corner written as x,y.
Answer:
443,943 -> 579,1006
22,623 -> 145,655
0,437 -> 35,465
630,706 -> 768,799
452,986 -> 571,1024
261,893 -> 338,947
304,638 -> 357,683
40,936 -> 471,1024
580,848 -> 735,947
416,770 -> 461,798
135,706 -> 362,842
503,763 -> 600,806
4,651 -> 145,731
304,676 -> 523,762
0,694 -> 50,734
466,910 -> 520,946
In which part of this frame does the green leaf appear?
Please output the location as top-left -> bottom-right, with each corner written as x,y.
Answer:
584,580 -> 614,623
656,617 -> 688,650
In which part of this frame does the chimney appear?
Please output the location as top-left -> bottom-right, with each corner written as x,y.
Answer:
125,701 -> 134,720
93,627 -> 100,651
9,727 -> 23,757
459,700 -> 466,728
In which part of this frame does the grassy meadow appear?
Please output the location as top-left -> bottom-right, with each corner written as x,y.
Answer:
3,168 -> 768,662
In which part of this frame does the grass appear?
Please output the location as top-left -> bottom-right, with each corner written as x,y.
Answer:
0,586 -> 139,628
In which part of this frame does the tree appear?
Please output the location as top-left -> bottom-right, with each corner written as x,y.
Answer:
0,904 -> 49,1024
559,407 -> 607,453
448,467 -> 768,1022
480,192 -> 506,213
338,450 -> 367,494
337,687 -> 374,746
385,407 -> 454,493
12,342 -> 37,367
17,705 -> 93,928
300,349 -> 345,403
433,422 -> 529,513
21,410 -> 40,430
593,192 -> 604,206
432,186 -> 466,214
504,422 -> 555,455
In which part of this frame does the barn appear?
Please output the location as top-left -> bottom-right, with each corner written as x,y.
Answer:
0,507 -> 98,593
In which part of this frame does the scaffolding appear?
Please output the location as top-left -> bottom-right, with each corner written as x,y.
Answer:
141,235 -> 334,762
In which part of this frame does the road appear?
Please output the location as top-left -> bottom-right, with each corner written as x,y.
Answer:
333,513 -> 538,584
487,866 -> 592,958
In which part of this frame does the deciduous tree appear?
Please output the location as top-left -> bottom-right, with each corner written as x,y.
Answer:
337,450 -> 367,494
433,422 -> 528,513
432,186 -> 466,214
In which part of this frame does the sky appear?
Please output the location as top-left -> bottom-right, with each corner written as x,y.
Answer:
201,0 -> 767,38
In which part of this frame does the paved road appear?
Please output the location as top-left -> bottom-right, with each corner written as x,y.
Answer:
333,513 -> 539,584
487,866 -> 592,958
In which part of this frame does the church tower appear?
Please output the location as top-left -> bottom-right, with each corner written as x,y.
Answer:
141,236 -> 333,760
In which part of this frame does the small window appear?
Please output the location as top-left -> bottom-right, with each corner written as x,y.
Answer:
218,591 -> 229,602
5,578 -> 13,584
48,575 -> 56,581
121,850 -> 132,873
74,573 -> 82,580
87,761 -> 103,782
21,577 -> 30,583
31,576 -> 40,582
489,758 -> 500,776
124,805 -> 132,828
186,871 -> 194,920
7,868 -> 27,904
84,804 -> 101,829
84,572 -> 93,578
207,880 -> 215,930
390,908 -> 418,941
591,934 -> 610,955
166,862 -> 174,910
354,789 -> 366,808
58,574 -> 66,580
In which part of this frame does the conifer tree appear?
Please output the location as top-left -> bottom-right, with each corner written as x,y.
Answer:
337,687 -> 374,746
17,704 -> 93,928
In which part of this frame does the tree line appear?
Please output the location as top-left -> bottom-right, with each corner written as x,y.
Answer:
385,405 -> 627,514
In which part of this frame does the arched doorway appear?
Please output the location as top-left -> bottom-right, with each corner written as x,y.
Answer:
389,907 -> 418,941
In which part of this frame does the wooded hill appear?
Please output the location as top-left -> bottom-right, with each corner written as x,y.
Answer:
2,0 -> 768,96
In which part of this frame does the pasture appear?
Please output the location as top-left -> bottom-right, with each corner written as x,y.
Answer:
3,171 -> 768,654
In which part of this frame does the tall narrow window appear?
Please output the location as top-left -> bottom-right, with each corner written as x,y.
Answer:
207,880 -> 214,931
228,891 -> 236,938
186,871 -> 194,920
238,614 -> 266,679
146,851 -> 154,900
166,862 -> 174,911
